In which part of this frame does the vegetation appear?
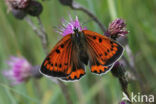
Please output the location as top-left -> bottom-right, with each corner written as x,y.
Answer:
0,0 -> 155,104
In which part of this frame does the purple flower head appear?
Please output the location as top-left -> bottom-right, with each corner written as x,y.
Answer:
2,56 -> 32,85
120,101 -> 126,104
107,18 -> 128,38
57,16 -> 87,36
5,0 -> 43,19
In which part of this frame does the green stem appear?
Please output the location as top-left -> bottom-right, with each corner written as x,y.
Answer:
107,0 -> 118,20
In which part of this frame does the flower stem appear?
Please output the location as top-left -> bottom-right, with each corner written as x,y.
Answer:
107,0 -> 117,20
107,0 -> 131,102
58,80 -> 73,104
25,16 -> 48,54
70,1 -> 107,34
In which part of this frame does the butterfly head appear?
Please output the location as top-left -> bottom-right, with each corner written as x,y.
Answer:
73,27 -> 79,37
58,16 -> 87,36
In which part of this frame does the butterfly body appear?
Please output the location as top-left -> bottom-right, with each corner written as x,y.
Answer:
71,28 -> 89,65
40,28 -> 124,81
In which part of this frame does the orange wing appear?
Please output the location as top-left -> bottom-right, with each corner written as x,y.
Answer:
40,34 -> 86,80
83,30 -> 124,74
91,64 -> 113,74
61,41 -> 86,81
40,34 -> 73,77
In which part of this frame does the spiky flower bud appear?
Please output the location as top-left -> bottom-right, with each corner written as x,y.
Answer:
107,18 -> 128,39
111,62 -> 126,78
25,0 -> 43,17
9,0 -> 30,9
12,8 -> 27,19
5,0 -> 43,19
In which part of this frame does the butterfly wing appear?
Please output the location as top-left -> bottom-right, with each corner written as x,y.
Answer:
40,34 -> 86,80
83,30 -> 124,74
40,34 -> 73,77
61,42 -> 86,81
91,65 -> 113,74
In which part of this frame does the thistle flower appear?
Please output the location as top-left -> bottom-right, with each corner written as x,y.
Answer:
57,16 -> 87,36
11,8 -> 27,19
107,18 -> 128,39
120,101 -> 126,104
6,0 -> 30,9
120,101 -> 130,104
5,0 -> 43,19
2,56 -> 32,85
25,0 -> 43,17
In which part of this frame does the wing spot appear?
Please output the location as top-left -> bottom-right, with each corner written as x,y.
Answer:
55,63 -> 57,66
93,36 -> 96,39
105,52 -> 108,56
110,41 -> 113,44
51,63 -> 53,66
56,49 -> 60,53
99,38 -> 102,43
64,63 -> 68,65
46,57 -> 50,60
61,44 -> 64,48
59,64 -> 62,68
99,54 -> 102,57
111,48 -> 113,51
74,76 -> 77,79
107,49 -> 110,52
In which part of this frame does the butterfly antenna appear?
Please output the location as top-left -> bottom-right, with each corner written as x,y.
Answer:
81,18 -> 94,26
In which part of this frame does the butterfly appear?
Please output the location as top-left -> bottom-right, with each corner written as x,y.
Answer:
40,28 -> 124,81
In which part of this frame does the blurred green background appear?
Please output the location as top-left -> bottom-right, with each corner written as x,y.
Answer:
0,0 -> 156,104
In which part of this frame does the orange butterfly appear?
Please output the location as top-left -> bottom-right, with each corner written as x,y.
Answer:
40,17 -> 124,81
